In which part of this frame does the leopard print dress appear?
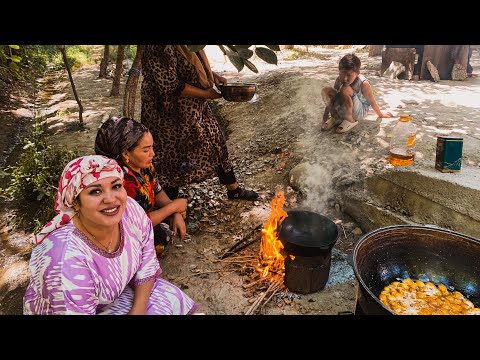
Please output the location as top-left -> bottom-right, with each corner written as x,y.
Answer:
141,45 -> 234,188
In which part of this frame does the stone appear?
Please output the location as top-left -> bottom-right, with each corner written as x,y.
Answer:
382,61 -> 406,80
427,61 -> 440,82
352,227 -> 363,236
451,63 -> 468,81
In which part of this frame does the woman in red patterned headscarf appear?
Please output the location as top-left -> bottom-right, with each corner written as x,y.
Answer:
24,155 -> 198,315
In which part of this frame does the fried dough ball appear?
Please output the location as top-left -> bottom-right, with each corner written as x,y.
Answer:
380,278 -> 479,315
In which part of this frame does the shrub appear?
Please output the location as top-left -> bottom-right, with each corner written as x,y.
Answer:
0,121 -> 79,232
110,45 -> 137,61
51,45 -> 95,70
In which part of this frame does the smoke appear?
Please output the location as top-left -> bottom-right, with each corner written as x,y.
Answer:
297,162 -> 333,214
289,75 -> 358,214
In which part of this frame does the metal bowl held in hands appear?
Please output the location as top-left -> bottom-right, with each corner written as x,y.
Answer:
219,83 -> 257,102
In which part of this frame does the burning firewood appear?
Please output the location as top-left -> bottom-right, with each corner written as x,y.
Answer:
256,191 -> 287,279
218,191 -> 296,314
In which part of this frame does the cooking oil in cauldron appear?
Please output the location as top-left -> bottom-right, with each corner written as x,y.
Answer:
380,278 -> 480,315
389,115 -> 417,166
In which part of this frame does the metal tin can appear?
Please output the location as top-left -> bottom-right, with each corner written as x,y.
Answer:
435,136 -> 463,172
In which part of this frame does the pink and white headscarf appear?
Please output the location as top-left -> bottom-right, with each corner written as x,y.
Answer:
34,155 -> 124,245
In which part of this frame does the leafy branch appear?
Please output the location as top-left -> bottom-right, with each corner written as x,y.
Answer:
186,45 -> 280,73
0,45 -> 22,72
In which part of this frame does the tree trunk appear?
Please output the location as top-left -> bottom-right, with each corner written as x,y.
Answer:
368,45 -> 383,57
98,45 -> 109,78
381,48 -> 416,80
420,45 -> 469,80
57,45 -> 83,126
122,45 -> 144,118
110,45 -> 126,96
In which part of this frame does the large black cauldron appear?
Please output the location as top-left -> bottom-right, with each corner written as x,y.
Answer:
353,225 -> 480,315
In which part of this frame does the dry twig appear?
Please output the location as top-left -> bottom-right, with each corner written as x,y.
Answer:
214,255 -> 257,263
242,278 -> 264,289
340,223 -> 347,239
261,282 -> 283,311
220,223 -> 263,259
245,278 -> 283,315
176,269 -> 232,281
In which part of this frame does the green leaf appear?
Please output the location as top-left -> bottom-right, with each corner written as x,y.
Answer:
9,62 -> 19,73
225,45 -> 238,53
9,45 -> 20,50
237,48 -> 253,59
235,45 -> 252,49
265,45 -> 281,51
243,59 -> 258,73
255,47 -> 278,65
218,45 -> 227,55
186,45 -> 206,52
0,168 -> 9,178
10,55 -> 22,63
226,49 -> 244,72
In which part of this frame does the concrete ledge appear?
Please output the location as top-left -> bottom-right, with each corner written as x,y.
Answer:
379,166 -> 480,222
342,197 -> 416,233
342,165 -> 480,239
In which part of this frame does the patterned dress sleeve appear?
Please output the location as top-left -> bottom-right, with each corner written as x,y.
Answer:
143,45 -> 185,96
127,197 -> 161,287
26,234 -> 99,315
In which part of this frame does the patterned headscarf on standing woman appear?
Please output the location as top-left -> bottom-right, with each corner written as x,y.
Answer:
34,155 -> 124,245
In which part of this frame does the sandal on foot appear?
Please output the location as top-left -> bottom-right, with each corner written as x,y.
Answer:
336,119 -> 358,134
227,187 -> 259,200
321,117 -> 336,131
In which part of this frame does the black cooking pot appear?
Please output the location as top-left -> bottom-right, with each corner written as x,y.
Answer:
278,210 -> 339,257
353,224 -> 480,315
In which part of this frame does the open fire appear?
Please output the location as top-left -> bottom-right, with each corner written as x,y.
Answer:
255,192 -> 339,295
242,191 -> 338,313
256,191 -> 289,281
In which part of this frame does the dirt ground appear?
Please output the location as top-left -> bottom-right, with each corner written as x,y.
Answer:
1,45 -> 479,315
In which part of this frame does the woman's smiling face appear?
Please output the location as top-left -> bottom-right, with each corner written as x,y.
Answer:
75,176 -> 127,228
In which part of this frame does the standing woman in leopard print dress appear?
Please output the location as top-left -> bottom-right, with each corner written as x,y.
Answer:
141,45 -> 258,200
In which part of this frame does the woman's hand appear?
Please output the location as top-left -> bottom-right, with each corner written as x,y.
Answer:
205,88 -> 222,100
171,212 -> 187,240
214,72 -> 228,86
128,279 -> 155,315
172,198 -> 188,213
128,307 -> 148,315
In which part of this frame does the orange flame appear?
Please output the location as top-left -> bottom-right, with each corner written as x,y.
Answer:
257,191 -> 288,278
